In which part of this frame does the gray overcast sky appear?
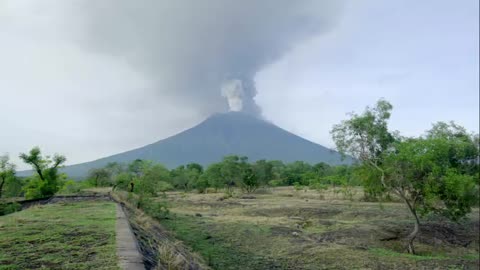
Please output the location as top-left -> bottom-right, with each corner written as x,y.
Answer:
1,0 -> 478,169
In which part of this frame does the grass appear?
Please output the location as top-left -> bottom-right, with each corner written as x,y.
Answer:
159,187 -> 480,270
163,215 -> 284,269
369,248 -> 449,260
0,201 -> 118,270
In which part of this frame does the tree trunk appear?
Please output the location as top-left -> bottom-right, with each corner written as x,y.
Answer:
404,198 -> 421,254
0,178 -> 5,198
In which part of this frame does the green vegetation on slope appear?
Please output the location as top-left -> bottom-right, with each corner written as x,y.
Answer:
0,201 -> 118,270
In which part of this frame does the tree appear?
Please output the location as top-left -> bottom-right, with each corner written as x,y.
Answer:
170,165 -> 190,191
112,172 -> 132,191
105,162 -> 125,176
241,165 -> 259,193
220,156 -> 246,189
382,133 -> 478,253
0,155 -> 16,198
313,162 -> 332,177
331,100 -> 479,254
186,163 -> 203,174
87,168 -> 111,187
136,163 -> 170,196
253,160 -> 274,186
19,147 -> 66,198
204,163 -> 224,191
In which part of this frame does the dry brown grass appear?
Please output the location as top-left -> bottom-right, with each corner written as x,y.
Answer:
160,186 -> 479,269
112,191 -> 209,270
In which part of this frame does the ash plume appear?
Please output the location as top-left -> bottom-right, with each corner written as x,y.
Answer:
75,0 -> 345,116
221,80 -> 244,112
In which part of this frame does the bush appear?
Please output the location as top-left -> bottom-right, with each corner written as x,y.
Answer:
341,185 -> 357,201
59,180 -> 83,194
268,179 -> 283,187
309,182 -> 328,191
0,202 -> 21,216
205,188 -> 217,193
138,196 -> 170,220
293,182 -> 305,191
157,181 -> 174,193
23,177 -> 45,199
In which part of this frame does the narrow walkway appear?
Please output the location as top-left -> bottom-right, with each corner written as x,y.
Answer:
116,204 -> 145,270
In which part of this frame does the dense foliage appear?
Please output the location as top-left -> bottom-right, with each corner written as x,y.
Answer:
19,147 -> 67,199
90,157 -> 359,197
331,99 -> 479,254
0,155 -> 17,198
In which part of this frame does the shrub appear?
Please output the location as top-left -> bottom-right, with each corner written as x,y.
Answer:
138,196 -> 170,220
268,179 -> 283,187
0,202 -> 21,216
157,181 -> 174,194
341,185 -> 357,201
293,182 -> 304,191
59,180 -> 82,194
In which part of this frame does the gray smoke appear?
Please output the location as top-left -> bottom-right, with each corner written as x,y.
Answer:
221,79 -> 244,112
75,0 -> 344,116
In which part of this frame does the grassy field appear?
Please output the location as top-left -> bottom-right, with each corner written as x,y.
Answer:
0,201 -> 118,270
160,187 -> 479,270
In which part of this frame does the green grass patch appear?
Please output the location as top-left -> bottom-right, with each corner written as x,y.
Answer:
370,247 -> 458,261
0,201 -> 118,270
162,214 -> 288,270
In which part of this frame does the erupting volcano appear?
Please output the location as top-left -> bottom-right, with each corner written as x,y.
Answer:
59,112 -> 351,178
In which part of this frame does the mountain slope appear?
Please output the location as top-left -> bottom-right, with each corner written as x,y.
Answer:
58,112 -> 351,178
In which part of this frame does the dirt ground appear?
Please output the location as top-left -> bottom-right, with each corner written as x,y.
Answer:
159,187 -> 479,270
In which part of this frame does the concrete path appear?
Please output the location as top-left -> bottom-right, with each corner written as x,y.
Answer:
116,204 -> 145,270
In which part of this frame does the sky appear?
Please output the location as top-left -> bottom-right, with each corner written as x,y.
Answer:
0,0 -> 478,170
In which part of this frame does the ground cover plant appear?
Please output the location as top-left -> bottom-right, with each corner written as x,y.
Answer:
0,201 -> 118,270
160,187 -> 479,270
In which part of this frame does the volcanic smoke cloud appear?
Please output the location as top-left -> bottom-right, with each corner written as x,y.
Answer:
76,0 -> 344,116
221,80 -> 244,112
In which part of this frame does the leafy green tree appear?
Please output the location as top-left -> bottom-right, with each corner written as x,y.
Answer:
0,155 -> 16,199
331,100 -> 479,254
170,163 -> 203,191
112,172 -> 133,191
186,163 -> 203,174
241,166 -> 259,193
3,177 -> 24,198
204,163 -> 224,191
105,162 -> 125,176
313,162 -> 332,177
253,159 -> 274,186
220,156 -> 248,188
87,168 -> 111,187
195,174 -> 210,193
170,165 -> 190,191
382,133 -> 478,253
282,161 -> 312,185
267,160 -> 286,186
136,163 -> 170,195
19,147 -> 66,198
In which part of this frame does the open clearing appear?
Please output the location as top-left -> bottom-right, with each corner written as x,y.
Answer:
160,187 -> 479,270
0,201 -> 118,270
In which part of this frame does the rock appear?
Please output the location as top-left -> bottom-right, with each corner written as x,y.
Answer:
292,232 -> 300,237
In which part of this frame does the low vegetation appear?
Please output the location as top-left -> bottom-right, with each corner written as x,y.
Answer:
160,187 -> 479,269
0,201 -> 118,270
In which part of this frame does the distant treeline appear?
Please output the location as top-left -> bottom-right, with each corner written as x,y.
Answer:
84,156 -> 359,195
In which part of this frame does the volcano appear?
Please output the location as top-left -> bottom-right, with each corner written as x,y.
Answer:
59,112 -> 351,178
